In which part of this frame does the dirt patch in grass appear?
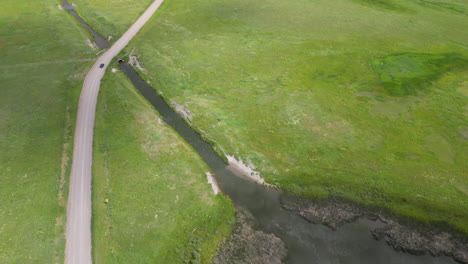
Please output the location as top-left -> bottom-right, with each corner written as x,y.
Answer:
129,54 -> 148,73
207,172 -> 220,195
85,39 -> 97,50
172,102 -> 193,121
226,155 -> 267,186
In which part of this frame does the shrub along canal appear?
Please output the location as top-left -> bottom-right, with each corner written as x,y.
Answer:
61,1 -> 462,262
119,63 -> 457,264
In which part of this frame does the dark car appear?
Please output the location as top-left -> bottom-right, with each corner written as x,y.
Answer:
99,63 -> 105,68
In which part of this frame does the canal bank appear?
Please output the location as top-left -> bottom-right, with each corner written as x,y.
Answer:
61,0 -> 109,49
119,62 -> 465,264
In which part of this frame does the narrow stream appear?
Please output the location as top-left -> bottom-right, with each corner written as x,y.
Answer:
119,63 -> 456,264
61,0 -> 109,49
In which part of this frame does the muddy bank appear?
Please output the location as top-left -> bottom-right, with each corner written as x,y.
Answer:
128,54 -> 148,73
213,206 -> 287,264
281,196 -> 468,263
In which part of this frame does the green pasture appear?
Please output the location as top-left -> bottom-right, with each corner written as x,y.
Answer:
0,0 -> 93,262
92,70 -> 234,263
2,0 -> 236,263
120,0 -> 468,232
72,0 -> 153,40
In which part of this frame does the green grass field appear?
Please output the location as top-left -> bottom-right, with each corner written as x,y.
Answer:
93,70 -> 234,263
2,0 -> 462,262
72,0 -> 153,40
116,0 -> 468,232
0,0 -> 94,262
1,1 -> 236,263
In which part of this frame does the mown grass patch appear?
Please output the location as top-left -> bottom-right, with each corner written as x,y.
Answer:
0,0 -> 93,262
92,70 -> 234,263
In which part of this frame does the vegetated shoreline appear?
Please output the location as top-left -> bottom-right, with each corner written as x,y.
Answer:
280,194 -> 468,264
213,205 -> 287,264
224,150 -> 468,263
123,60 -> 467,263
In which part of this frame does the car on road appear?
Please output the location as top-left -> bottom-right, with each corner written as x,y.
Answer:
99,63 -> 105,68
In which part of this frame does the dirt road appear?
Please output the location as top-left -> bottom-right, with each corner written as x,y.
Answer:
65,1 -> 164,263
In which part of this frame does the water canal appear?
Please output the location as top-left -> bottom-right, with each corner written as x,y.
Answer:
61,0 -> 109,49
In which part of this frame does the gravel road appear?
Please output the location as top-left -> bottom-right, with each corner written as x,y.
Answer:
65,1 -> 164,263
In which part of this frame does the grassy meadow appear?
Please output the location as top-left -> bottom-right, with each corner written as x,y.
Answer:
72,0 -> 153,40
118,0 -> 468,232
0,0 -> 94,262
92,70 -> 234,263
